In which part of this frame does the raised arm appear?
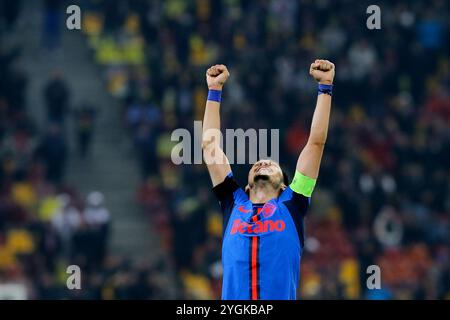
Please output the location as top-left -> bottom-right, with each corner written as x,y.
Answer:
202,64 -> 232,187
296,59 -> 335,180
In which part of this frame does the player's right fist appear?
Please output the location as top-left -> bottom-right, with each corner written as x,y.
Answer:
206,64 -> 230,90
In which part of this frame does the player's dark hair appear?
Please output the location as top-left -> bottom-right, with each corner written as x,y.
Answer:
281,168 -> 290,186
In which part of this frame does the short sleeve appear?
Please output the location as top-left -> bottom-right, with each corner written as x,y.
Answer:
279,180 -> 312,248
212,173 -> 241,233
212,172 -> 240,204
279,186 -> 310,218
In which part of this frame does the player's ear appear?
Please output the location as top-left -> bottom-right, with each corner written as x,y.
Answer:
279,169 -> 288,195
278,183 -> 287,196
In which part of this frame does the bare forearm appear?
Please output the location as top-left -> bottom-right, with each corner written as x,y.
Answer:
296,94 -> 332,178
202,100 -> 221,148
308,93 -> 332,146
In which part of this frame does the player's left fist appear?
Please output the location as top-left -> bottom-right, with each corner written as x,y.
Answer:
206,64 -> 230,90
309,59 -> 335,85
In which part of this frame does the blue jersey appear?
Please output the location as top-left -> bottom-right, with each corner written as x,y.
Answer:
213,173 -> 311,300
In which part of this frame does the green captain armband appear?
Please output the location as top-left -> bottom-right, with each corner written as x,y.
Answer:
290,171 -> 317,197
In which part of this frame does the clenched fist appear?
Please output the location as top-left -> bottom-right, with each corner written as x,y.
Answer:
206,64 -> 230,90
309,59 -> 335,85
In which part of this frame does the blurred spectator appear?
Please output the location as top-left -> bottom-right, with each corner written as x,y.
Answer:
347,40 -> 377,81
417,11 -> 445,50
133,122 -> 158,179
0,0 -> 22,31
51,194 -> 81,256
74,103 -> 97,158
83,191 -> 111,266
43,71 -> 70,124
36,124 -> 67,184
42,0 -> 62,51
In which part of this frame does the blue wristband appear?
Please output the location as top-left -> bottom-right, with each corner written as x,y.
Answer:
318,83 -> 333,96
207,89 -> 222,103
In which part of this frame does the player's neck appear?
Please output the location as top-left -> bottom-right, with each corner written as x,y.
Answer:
249,183 -> 278,204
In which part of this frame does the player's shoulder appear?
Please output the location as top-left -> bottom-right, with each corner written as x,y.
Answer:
279,186 -> 311,206
213,172 -> 248,203
278,186 -> 297,201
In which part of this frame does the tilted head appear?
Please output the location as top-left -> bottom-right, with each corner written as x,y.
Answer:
246,159 -> 288,195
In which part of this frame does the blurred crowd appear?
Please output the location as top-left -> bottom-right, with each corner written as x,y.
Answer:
1,0 -> 450,299
0,1 -> 168,298
0,44 -> 107,298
